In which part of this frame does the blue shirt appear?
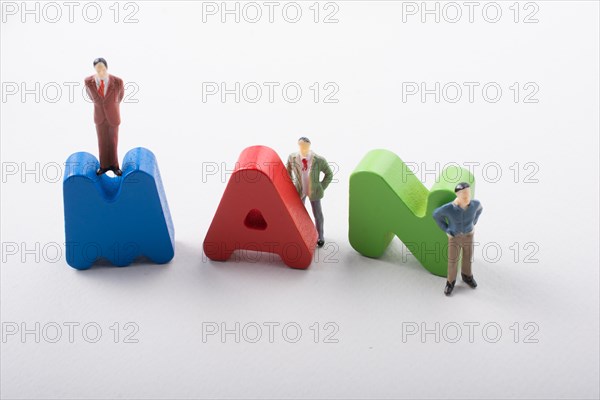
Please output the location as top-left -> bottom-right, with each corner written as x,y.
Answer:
433,200 -> 483,236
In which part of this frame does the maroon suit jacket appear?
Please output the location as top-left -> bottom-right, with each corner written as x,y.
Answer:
85,74 -> 124,126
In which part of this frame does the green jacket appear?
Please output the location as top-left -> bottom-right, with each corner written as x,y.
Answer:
286,152 -> 333,201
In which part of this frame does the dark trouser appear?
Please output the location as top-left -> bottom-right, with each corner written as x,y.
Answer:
302,197 -> 324,241
447,231 -> 474,282
96,121 -> 119,169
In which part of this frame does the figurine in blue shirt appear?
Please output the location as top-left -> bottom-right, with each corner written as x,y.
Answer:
433,182 -> 483,296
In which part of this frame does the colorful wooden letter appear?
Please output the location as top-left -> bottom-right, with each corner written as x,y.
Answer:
63,147 -> 175,269
349,149 -> 475,277
203,145 -> 318,269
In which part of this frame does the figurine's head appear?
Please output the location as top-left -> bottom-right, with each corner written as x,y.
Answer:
93,58 -> 108,79
454,182 -> 471,203
298,137 -> 311,157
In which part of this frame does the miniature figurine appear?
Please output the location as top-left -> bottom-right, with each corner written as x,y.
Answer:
433,182 -> 483,296
84,58 -> 125,176
286,137 -> 333,248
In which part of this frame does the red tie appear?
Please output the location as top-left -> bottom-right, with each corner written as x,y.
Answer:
302,158 -> 308,171
98,80 -> 105,98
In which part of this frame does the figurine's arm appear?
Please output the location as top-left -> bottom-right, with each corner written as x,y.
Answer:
473,203 -> 483,225
118,79 -> 125,103
84,80 -> 94,100
286,155 -> 294,179
320,158 -> 333,191
432,206 -> 450,234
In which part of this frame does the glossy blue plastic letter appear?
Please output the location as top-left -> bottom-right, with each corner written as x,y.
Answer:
63,147 -> 174,269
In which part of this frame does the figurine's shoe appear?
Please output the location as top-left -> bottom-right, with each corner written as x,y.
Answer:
317,239 -> 325,248
113,168 -> 123,176
461,273 -> 477,288
444,280 -> 456,296
96,167 -> 108,176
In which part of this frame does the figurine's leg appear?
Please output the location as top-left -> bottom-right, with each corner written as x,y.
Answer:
95,121 -> 110,169
106,124 -> 120,169
447,236 -> 460,283
461,232 -> 474,277
310,200 -> 324,242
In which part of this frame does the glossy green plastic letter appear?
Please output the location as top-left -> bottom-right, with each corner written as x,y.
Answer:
349,149 -> 475,277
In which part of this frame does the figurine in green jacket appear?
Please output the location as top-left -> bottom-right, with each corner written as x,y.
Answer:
286,137 -> 333,247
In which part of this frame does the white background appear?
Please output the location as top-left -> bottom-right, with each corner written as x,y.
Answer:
1,1 -> 599,398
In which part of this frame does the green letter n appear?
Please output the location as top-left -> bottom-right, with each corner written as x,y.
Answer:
349,149 -> 475,277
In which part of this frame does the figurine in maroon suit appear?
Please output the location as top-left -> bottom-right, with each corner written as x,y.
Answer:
85,58 -> 125,176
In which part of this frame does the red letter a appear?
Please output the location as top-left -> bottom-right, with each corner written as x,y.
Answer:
203,146 -> 318,269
